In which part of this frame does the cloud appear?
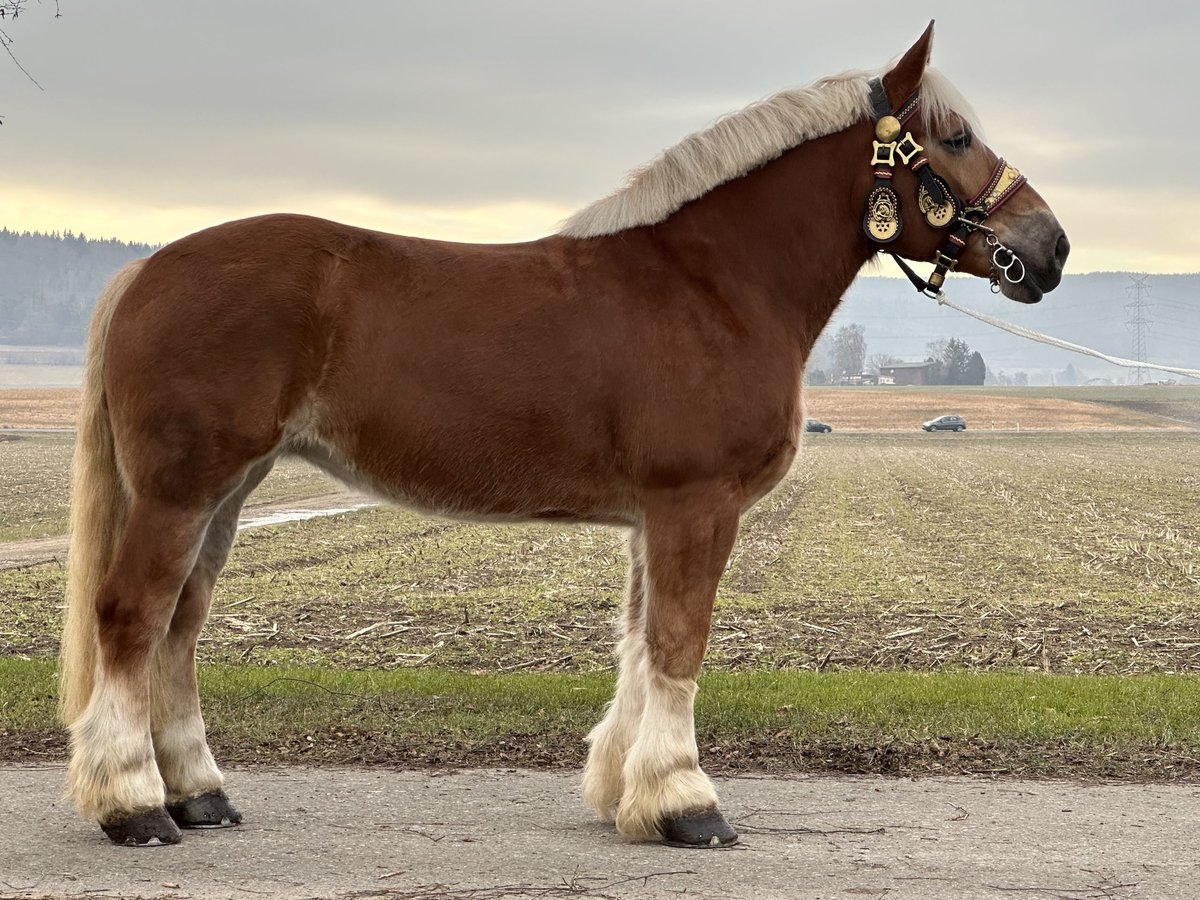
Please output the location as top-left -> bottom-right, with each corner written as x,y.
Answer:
4,1 -> 1197,272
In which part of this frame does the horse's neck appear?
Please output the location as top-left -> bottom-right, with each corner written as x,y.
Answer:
657,126 -> 872,354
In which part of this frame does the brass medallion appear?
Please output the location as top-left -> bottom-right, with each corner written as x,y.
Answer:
918,184 -> 956,228
864,185 -> 902,243
875,115 -> 902,143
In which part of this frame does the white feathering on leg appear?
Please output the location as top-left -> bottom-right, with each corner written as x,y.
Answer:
582,631 -> 648,821
67,677 -> 165,822
615,669 -> 718,841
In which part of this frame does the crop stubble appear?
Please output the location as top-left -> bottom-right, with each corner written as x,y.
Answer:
2,425 -> 1197,677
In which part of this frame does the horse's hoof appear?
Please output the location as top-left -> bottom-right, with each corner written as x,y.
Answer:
167,790 -> 243,828
100,807 -> 183,847
660,808 -> 739,848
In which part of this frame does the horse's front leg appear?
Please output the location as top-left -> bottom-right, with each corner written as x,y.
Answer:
613,483 -> 740,847
582,529 -> 647,820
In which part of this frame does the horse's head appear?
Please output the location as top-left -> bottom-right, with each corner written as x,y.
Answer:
865,23 -> 1069,304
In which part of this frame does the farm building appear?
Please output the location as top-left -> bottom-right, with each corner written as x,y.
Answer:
878,362 -> 934,386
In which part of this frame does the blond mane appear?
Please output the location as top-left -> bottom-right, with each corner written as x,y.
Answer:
559,67 -> 980,239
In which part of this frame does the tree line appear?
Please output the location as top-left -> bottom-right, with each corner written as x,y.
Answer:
0,229 -> 156,345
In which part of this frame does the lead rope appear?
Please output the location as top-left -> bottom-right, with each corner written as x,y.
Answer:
931,293 -> 1200,380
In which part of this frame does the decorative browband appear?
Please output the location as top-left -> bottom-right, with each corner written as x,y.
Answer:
970,159 -> 1027,215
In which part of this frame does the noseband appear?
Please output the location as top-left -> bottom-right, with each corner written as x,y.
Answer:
862,77 -> 1029,297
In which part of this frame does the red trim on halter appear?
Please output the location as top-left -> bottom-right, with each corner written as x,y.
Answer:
971,162 -> 1006,205
895,93 -> 921,125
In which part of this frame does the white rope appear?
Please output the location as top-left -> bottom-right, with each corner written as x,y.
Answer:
935,294 -> 1200,380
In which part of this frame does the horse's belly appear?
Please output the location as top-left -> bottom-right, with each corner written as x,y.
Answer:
289,426 -> 635,526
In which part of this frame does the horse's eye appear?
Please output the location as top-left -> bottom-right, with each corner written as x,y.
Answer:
943,131 -> 973,152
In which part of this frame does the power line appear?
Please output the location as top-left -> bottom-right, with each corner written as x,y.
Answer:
935,294 -> 1200,381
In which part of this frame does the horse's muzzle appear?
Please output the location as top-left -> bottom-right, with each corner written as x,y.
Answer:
1000,221 -> 1070,304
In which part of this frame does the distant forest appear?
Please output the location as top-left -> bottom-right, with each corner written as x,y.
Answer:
0,229 -> 156,345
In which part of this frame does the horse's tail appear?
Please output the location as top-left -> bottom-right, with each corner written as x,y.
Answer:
59,259 -> 146,725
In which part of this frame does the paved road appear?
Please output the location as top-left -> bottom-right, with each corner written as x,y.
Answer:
0,765 -> 1193,899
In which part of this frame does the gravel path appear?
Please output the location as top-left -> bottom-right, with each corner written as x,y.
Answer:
1,764 -> 1192,899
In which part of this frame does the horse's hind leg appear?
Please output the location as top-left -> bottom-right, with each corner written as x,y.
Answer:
151,459 -> 274,829
582,529 -> 648,821
614,484 -> 740,847
67,497 -> 214,846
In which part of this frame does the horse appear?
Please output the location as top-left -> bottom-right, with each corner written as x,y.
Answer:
59,22 -> 1068,849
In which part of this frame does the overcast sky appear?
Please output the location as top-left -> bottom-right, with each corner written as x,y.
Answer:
3,1 -> 1198,274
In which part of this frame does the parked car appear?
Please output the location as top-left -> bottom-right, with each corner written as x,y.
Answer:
922,414 -> 966,432
804,418 -> 832,433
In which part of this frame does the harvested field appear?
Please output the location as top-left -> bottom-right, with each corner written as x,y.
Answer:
0,434 -> 74,541
805,385 -> 1200,431
3,431 -> 1198,677
4,385 -> 1199,432
0,388 -> 79,430
0,433 -> 343,542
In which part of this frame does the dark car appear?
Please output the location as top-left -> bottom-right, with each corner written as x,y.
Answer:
804,418 -> 832,433
922,414 -> 966,432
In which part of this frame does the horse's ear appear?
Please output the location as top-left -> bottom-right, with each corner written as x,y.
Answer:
882,21 -> 934,108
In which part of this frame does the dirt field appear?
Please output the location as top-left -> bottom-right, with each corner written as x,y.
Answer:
0,388 -> 79,430
3,429 -> 1198,678
0,433 -> 343,542
806,385 -> 1200,431
4,384 -> 1198,432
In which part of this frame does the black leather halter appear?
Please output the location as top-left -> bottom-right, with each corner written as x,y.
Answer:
863,77 -> 1029,297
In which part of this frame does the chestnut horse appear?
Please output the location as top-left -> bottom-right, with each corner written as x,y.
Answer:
60,24 -> 1068,848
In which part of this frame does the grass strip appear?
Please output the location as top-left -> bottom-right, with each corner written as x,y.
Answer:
5,658 -> 1200,776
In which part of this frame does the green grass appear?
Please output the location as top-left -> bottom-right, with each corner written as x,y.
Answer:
7,658 -> 1200,775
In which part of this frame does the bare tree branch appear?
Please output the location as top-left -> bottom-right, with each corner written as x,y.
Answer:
0,0 -> 62,100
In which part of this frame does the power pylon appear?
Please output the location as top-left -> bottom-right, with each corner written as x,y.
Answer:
1124,275 -> 1153,385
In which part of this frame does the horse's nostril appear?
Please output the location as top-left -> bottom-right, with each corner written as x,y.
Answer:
1054,232 -> 1071,269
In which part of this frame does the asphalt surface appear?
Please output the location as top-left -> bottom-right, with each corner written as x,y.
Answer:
0,764 -> 1193,899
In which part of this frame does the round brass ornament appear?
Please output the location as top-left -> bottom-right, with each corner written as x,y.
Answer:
875,115 -> 902,143
918,185 -> 956,227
